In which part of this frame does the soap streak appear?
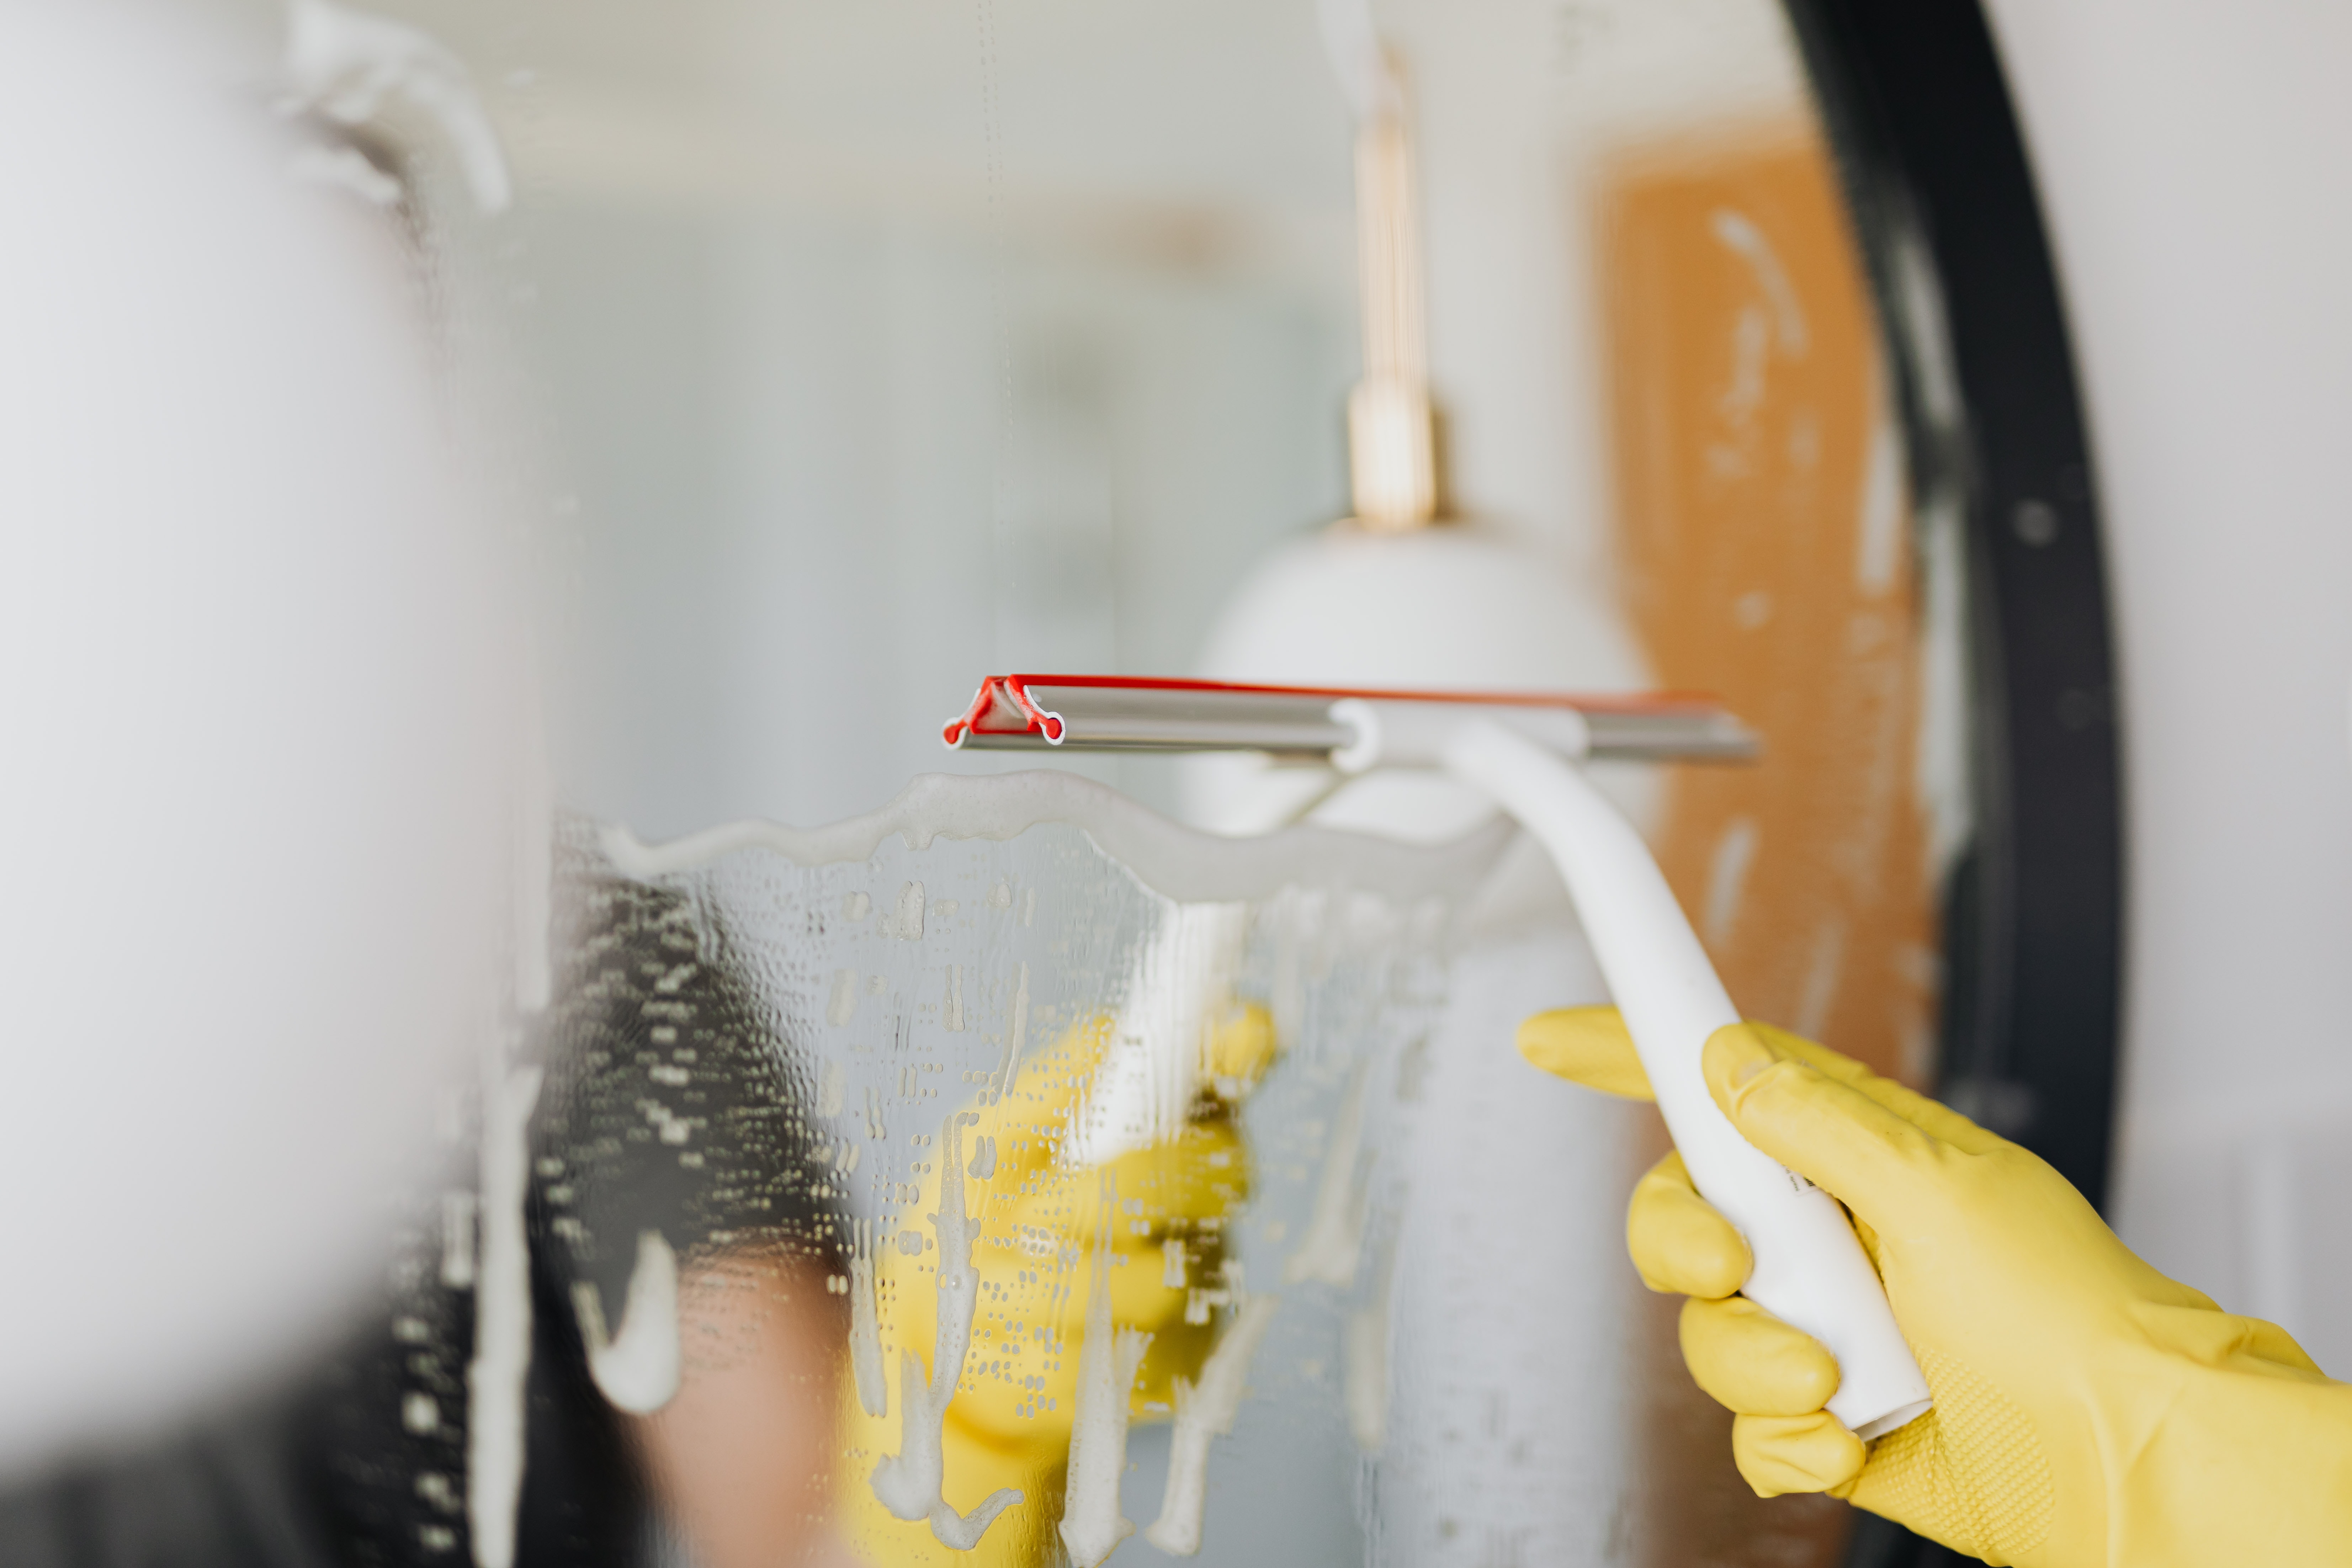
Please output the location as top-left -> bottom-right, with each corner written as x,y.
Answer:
869,1115 -> 1023,1548
573,1229 -> 680,1415
1058,1192 -> 1152,1568
1286,1061 -> 1370,1285
993,963 -> 1030,1100
849,1220 -> 886,1418
1344,1238 -> 1397,1451
1144,1295 -> 1279,1556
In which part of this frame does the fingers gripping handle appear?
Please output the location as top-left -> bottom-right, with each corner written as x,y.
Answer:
1444,721 -> 1931,1440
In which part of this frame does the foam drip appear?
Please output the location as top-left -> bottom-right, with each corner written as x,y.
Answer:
869,1114 -> 1023,1549
1058,1193 -> 1153,1567
848,1220 -> 887,1419
573,1229 -> 680,1416
1144,1295 -> 1279,1556
1286,1061 -> 1371,1286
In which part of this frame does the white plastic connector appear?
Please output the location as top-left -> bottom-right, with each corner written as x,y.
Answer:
1442,719 -> 1931,1441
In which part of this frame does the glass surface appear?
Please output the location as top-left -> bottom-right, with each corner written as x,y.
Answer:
192,0 -> 1969,1564
674,808 -> 1456,1566
530,788 -> 1627,1568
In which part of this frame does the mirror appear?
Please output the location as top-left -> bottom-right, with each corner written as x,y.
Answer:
174,0 -> 2101,1563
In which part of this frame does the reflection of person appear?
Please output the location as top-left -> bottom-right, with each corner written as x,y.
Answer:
1520,1006 -> 2352,1566
0,841 -> 848,1568
527,831 -> 848,1568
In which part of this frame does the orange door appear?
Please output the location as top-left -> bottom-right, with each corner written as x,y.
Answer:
1598,117 -> 1938,1568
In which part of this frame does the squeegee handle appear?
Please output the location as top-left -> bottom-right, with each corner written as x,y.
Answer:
1444,720 -> 1931,1440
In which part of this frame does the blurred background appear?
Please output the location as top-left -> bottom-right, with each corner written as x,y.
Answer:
202,0 -> 1829,836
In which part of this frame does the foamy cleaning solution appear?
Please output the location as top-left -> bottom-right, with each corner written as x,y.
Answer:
593,770 -> 1644,1564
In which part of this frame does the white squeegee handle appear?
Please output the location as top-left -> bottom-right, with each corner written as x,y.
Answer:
1430,717 -> 1932,1440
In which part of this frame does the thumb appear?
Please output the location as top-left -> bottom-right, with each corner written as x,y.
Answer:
1704,1024 -> 1946,1233
1517,1006 -> 1655,1101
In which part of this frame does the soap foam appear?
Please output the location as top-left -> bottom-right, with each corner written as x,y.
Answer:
848,1220 -> 887,1418
1058,1195 -> 1152,1568
599,771 -> 1509,909
573,1229 -> 680,1415
1286,1061 -> 1371,1286
868,1114 -> 1023,1549
1144,1294 -> 1279,1556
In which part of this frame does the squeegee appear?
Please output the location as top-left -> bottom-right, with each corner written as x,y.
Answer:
943,673 -> 1932,1441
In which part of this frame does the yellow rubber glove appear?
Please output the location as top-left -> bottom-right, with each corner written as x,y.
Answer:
1519,1005 -> 2352,1568
838,1002 -> 1276,1567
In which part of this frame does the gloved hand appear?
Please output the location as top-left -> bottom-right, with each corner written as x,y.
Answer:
839,1001 -> 1276,1567
1519,1005 -> 2352,1568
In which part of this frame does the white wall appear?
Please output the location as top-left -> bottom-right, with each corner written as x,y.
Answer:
464,0 -> 1365,838
1983,0 -> 2352,1370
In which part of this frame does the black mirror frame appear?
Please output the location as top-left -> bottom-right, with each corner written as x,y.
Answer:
1775,3 -> 2125,1563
